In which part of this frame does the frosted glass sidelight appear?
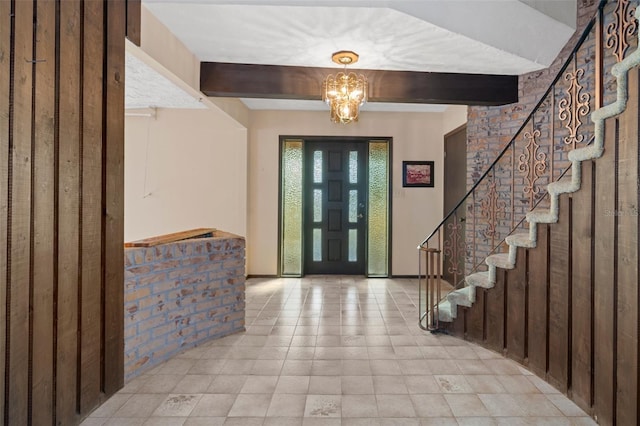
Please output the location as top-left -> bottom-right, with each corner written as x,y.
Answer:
349,229 -> 357,262
281,140 -> 303,275
314,189 -> 322,222
313,229 -> 322,261
368,141 -> 389,276
349,151 -> 358,183
314,151 -> 323,183
349,190 -> 357,223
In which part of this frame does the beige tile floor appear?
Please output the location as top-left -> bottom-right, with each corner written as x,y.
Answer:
83,276 -> 596,426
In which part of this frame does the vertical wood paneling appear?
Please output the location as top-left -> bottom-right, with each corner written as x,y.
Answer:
80,0 -> 105,414
104,0 -> 126,395
57,0 -> 82,423
485,269 -> 506,353
570,160 -> 595,413
8,1 -> 34,424
449,307 -> 466,336
527,224 -> 549,377
506,247 -> 527,363
0,0 -> 12,421
31,0 -> 57,423
593,118 -> 617,425
465,288 -> 485,344
615,68 -> 639,426
126,0 -> 141,46
0,0 -> 130,423
548,196 -> 571,392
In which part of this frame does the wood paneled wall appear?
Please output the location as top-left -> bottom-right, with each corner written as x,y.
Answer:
445,69 -> 640,426
0,0 -> 138,424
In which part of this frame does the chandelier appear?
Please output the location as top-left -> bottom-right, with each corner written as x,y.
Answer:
322,51 -> 368,124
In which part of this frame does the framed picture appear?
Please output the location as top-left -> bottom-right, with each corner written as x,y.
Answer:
402,161 -> 434,187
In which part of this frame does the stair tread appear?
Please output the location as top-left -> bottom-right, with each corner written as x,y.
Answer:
526,208 -> 555,223
506,232 -> 535,248
466,271 -> 494,289
486,253 -> 515,269
438,300 -> 453,322
548,179 -> 573,192
448,287 -> 474,307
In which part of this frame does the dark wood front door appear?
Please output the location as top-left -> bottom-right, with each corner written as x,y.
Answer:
304,141 -> 367,274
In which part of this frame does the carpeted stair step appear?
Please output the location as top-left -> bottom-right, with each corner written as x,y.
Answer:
465,271 -> 494,289
486,253 -> 514,269
526,208 -> 556,223
447,286 -> 475,308
505,232 -> 536,248
437,300 -> 454,322
547,179 -> 578,195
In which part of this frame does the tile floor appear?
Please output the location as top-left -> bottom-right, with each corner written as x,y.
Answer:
83,276 -> 596,426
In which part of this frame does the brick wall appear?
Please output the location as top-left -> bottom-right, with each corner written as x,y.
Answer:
124,231 -> 246,380
462,0 -> 637,273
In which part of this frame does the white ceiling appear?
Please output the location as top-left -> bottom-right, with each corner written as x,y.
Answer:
129,0 -> 577,112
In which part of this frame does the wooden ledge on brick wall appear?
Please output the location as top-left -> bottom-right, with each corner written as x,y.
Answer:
124,228 -> 217,247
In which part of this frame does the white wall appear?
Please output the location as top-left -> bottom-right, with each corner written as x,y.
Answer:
125,108 -> 247,242
443,105 -> 468,135
247,109 -> 463,276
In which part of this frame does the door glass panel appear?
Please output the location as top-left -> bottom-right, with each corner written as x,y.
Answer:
313,151 -> 323,183
349,151 -> 358,183
349,190 -> 357,223
313,189 -> 322,222
281,140 -> 303,275
368,141 -> 389,276
348,229 -> 357,262
313,228 -> 322,261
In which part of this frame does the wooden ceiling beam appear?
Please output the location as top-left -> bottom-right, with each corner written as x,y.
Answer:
200,62 -> 518,106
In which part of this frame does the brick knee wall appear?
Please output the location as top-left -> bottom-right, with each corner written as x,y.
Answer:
123,231 -> 245,381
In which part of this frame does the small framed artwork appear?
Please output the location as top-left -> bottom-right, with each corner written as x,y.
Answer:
402,161 -> 434,188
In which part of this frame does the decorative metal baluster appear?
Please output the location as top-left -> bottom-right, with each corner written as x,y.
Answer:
443,211 -> 464,288
605,0 -> 638,62
551,88 -> 556,182
480,170 -> 507,250
472,192 -> 477,269
558,60 -> 591,150
518,126 -> 548,208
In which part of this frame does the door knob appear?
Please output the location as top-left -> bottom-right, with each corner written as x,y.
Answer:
358,213 -> 364,219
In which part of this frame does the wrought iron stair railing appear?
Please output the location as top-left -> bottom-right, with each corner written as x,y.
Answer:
417,0 -> 638,331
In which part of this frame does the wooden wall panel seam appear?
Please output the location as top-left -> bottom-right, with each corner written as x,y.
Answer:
612,118 -> 619,425
0,0 -> 14,421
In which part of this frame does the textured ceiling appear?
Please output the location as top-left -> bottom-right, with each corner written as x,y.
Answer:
126,51 -> 206,110
129,0 -> 577,112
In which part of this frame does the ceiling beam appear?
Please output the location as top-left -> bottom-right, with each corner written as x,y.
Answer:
200,62 -> 518,106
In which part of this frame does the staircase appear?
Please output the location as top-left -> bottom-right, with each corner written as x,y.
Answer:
440,10 -> 640,324
418,1 -> 640,425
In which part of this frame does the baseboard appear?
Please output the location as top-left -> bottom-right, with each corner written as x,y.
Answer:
391,274 -> 443,279
246,274 -> 279,279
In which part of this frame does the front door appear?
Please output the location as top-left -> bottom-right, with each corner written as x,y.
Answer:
304,141 -> 367,274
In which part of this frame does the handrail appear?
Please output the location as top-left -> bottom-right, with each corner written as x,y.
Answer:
419,0 -> 607,248
447,134 -> 596,293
